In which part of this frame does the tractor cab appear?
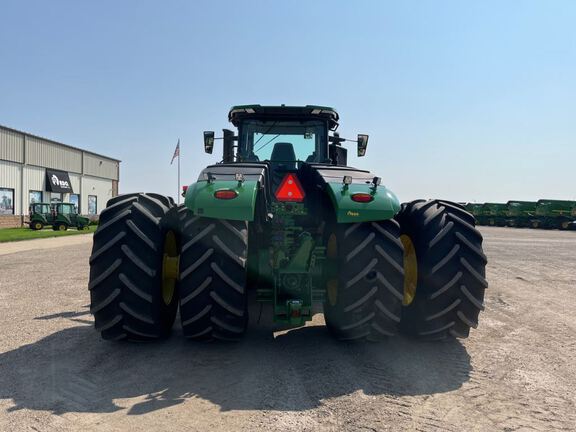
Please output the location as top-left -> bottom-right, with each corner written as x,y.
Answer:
204,105 -> 368,170
28,202 -> 54,230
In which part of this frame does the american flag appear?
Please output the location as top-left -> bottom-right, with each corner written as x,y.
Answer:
170,139 -> 180,165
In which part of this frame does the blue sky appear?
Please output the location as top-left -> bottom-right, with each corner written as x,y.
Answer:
1,1 -> 575,203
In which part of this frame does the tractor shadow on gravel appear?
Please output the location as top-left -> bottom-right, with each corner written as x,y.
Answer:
0,317 -> 471,415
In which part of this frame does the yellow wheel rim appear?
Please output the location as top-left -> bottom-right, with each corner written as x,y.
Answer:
562,221 -> 569,229
400,234 -> 418,306
35,223 -> 42,230
326,233 -> 339,306
58,225 -> 66,231
161,231 -> 179,305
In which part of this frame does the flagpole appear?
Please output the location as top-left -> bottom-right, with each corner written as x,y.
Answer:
177,139 -> 181,205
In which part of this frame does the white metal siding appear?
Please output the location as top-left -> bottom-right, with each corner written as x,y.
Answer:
0,160 -> 22,214
22,166 -> 46,214
27,136 -> 82,173
83,153 -> 119,180
0,128 -> 24,163
69,173 -> 81,193
82,176 -> 113,215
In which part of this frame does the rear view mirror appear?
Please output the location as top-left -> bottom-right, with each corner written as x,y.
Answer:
357,134 -> 368,157
204,131 -> 215,154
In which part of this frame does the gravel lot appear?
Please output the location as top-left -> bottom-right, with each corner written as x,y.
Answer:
1,227 -> 575,431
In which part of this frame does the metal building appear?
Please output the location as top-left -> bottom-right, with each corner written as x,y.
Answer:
0,124 -> 120,228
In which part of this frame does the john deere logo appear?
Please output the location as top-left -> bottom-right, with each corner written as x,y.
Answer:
51,174 -> 70,189
347,211 -> 360,217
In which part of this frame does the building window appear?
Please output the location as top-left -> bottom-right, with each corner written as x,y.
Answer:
88,195 -> 97,215
29,191 -> 43,205
70,194 -> 80,213
0,188 -> 15,215
50,193 -> 62,204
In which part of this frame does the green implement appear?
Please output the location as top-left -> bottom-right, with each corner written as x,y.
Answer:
482,203 -> 508,227
531,199 -> 576,230
505,201 -> 537,228
465,203 -> 485,225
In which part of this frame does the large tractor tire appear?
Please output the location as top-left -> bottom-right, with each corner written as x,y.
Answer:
323,220 -> 404,341
88,193 -> 179,341
395,200 -> 488,340
178,207 -> 249,341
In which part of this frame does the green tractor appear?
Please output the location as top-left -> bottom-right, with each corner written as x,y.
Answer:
505,201 -> 537,228
51,202 -> 90,231
29,202 -> 89,231
88,105 -> 487,342
481,203 -> 508,227
531,199 -> 576,230
28,202 -> 54,230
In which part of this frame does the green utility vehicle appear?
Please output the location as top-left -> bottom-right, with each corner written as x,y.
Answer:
482,203 -> 508,227
28,203 -> 54,230
29,202 -> 89,231
89,105 -> 488,342
505,201 -> 537,228
531,199 -> 576,229
465,203 -> 485,225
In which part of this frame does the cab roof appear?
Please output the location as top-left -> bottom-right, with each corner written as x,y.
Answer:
228,105 -> 339,129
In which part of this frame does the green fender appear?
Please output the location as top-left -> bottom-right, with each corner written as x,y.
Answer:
30,214 -> 48,224
325,183 -> 401,223
184,180 -> 259,221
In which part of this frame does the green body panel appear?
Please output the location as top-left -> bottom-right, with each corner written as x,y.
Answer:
54,213 -> 89,228
30,213 -> 51,224
535,200 -> 576,217
325,183 -> 400,223
184,180 -> 259,221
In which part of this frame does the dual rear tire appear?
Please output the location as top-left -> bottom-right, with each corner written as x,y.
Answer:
89,197 -> 248,342
323,200 -> 487,341
89,193 -> 179,340
395,200 -> 488,339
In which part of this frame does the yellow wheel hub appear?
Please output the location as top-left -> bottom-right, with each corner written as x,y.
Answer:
326,233 -> 339,306
400,234 -> 418,306
58,225 -> 66,231
161,231 -> 179,305
34,223 -> 42,230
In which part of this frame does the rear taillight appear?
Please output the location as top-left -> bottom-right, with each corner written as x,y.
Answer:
351,193 -> 373,203
214,189 -> 238,200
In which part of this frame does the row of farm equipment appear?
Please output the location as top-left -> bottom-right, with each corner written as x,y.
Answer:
465,200 -> 576,230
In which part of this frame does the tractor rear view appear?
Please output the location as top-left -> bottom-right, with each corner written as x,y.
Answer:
88,105 -> 488,342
